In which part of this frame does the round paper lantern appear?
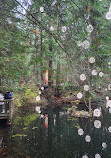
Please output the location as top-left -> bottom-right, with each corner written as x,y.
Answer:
84,85 -> 89,91
50,26 -> 54,31
106,12 -> 111,20
99,72 -> 104,77
89,57 -> 95,63
36,96 -> 40,101
78,128 -> 84,136
94,120 -> 101,128
86,24 -> 94,33
92,70 -> 97,76
77,92 -> 83,99
80,74 -> 86,81
108,126 -> 111,132
85,135 -> 91,142
40,7 -> 44,12
93,109 -> 101,117
62,26 -> 67,32
102,142 -> 107,149
82,40 -> 90,49
95,154 -> 101,158
106,100 -> 111,107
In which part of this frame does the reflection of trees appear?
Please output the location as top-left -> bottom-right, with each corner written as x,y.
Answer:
10,106 -> 111,158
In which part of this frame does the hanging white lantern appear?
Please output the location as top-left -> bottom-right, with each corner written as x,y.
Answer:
41,87 -> 44,90
77,41 -> 82,47
108,126 -> 111,132
108,84 -> 111,90
106,96 -> 109,100
35,106 -> 41,113
95,154 -> 101,158
36,96 -> 40,101
94,120 -> 101,128
86,24 -> 94,33
77,92 -> 83,99
62,26 -> 67,32
106,100 -> 111,107
85,135 -> 91,142
106,12 -> 111,20
82,155 -> 89,158
99,72 -> 104,77
102,142 -> 107,149
78,128 -> 84,136
40,7 -> 44,12
92,70 -> 98,76
89,57 -> 95,63
80,74 -> 86,81
93,109 -> 101,117
50,26 -> 54,31
82,40 -> 90,49
84,85 -> 89,91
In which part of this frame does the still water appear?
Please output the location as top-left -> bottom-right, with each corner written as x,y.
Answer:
0,105 -> 111,158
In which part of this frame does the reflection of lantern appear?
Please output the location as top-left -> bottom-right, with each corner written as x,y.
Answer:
94,120 -> 101,128
78,128 -> 84,136
45,114 -> 48,128
93,109 -> 101,117
45,70 -> 48,85
102,142 -> 107,148
95,153 -> 101,158
85,135 -> 91,142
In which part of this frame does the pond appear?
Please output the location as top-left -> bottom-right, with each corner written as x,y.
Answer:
0,104 -> 111,158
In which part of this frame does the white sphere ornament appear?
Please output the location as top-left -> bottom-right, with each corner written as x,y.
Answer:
77,92 -> 83,99
106,96 -> 109,100
82,40 -> 90,49
108,126 -> 111,132
89,57 -> 95,63
92,70 -> 97,76
85,135 -> 91,142
78,128 -> 84,136
40,7 -> 44,12
108,84 -> 111,90
94,120 -> 101,128
77,41 -> 82,47
106,100 -> 111,107
80,74 -> 86,81
62,26 -> 67,32
106,12 -> 111,20
86,24 -> 94,33
95,154 -> 101,158
35,106 -> 41,113
36,96 -> 40,101
84,85 -> 89,91
109,107 -> 111,114
41,87 -> 44,90
93,109 -> 101,117
99,72 -> 104,77
102,142 -> 107,149
82,155 -> 89,158
50,26 -> 54,31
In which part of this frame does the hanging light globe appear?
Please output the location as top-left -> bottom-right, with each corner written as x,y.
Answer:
94,120 -> 101,128
86,24 -> 94,33
102,142 -> 107,149
89,57 -> 95,63
77,92 -> 83,99
85,135 -> 91,142
80,74 -> 86,81
78,128 -> 84,136
93,109 -> 101,117
106,12 -> 111,20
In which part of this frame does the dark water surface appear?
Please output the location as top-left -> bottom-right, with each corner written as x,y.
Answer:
0,105 -> 111,158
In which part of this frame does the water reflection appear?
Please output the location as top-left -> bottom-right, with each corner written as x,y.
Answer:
1,104 -> 111,158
